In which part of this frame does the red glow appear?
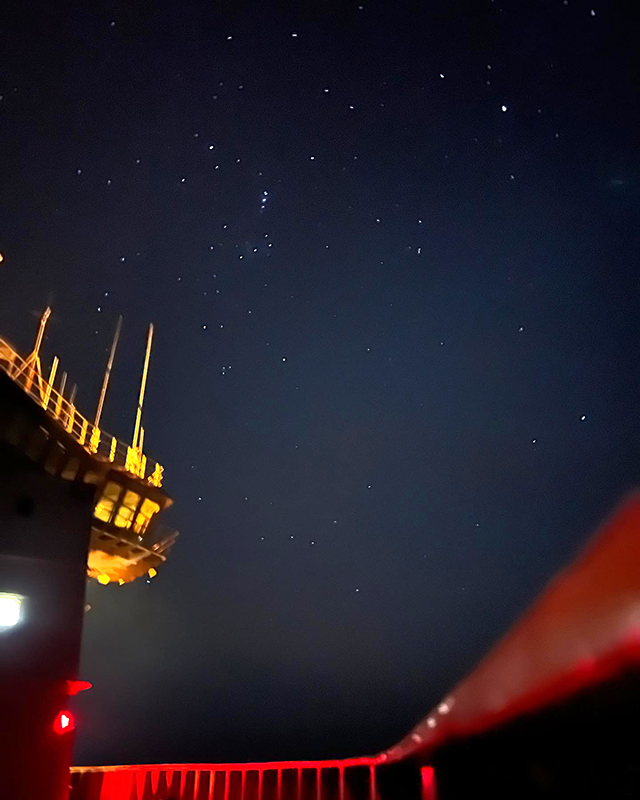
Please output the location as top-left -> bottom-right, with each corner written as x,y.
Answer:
71,757 -> 384,800
421,766 -> 437,799
67,679 -> 92,696
53,710 -> 75,734
423,634 -> 640,754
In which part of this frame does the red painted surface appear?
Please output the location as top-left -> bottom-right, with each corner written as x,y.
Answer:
386,494 -> 640,762
0,676 -> 76,800
433,632 -> 640,746
67,680 -> 92,696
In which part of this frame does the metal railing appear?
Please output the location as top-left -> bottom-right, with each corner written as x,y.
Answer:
0,337 -> 163,487
69,757 -> 396,800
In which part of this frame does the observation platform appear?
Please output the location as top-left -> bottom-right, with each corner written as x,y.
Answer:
0,311 -> 176,585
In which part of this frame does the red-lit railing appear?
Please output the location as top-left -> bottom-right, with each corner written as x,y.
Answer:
69,756 -> 438,800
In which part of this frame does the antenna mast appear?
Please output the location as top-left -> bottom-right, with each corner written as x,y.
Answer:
94,315 -> 122,428
32,306 -> 51,362
132,323 -> 154,451
17,306 -> 52,393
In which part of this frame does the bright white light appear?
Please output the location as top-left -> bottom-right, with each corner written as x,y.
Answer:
0,593 -> 24,628
438,696 -> 455,715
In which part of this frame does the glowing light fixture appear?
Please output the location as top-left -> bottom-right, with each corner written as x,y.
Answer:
53,710 -> 75,735
0,592 -> 24,628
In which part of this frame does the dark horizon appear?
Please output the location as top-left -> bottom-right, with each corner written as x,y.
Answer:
1,0 -> 638,765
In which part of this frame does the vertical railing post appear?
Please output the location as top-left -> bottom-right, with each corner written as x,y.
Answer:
54,371 -> 67,419
43,356 -> 58,410
66,384 -> 77,432
369,765 -> 377,800
223,769 -> 230,800
79,418 -> 88,446
209,770 -> 217,800
89,425 -> 100,453
193,769 -> 200,800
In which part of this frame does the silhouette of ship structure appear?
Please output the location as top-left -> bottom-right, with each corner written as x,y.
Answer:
0,307 -> 177,586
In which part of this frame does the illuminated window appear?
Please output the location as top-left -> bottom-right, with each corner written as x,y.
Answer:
114,489 -> 141,529
94,481 -> 122,523
133,497 -> 160,535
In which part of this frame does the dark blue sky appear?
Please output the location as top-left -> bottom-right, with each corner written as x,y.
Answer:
1,0 -> 638,765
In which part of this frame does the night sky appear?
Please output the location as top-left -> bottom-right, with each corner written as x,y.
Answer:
1,0 -> 638,766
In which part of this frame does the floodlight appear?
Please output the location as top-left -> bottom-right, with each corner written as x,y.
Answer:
0,592 -> 24,628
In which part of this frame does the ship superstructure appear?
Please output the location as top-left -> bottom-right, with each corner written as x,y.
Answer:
0,308 -> 177,585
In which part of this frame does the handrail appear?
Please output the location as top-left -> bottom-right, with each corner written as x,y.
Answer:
0,337 -> 163,487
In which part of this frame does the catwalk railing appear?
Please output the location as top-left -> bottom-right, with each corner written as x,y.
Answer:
69,760 -> 437,800
0,337 -> 163,487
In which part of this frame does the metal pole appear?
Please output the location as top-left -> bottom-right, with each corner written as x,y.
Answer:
25,306 -> 51,392
32,306 -> 52,362
132,323 -> 154,450
94,315 -> 122,428
54,371 -> 67,418
43,357 -> 59,410
66,383 -> 78,432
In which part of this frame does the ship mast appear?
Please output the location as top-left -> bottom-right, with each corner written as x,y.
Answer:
94,315 -> 122,429
14,306 -> 51,394
132,323 -> 154,452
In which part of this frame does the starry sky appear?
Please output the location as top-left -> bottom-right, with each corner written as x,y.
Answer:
1,0 -> 638,766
